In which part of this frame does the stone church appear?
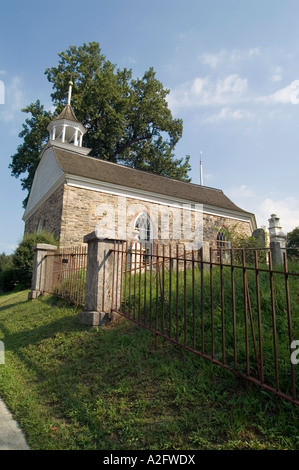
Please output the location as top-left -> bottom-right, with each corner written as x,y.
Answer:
23,82 -> 256,251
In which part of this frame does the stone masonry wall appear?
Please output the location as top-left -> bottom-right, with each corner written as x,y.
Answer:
24,184 -> 64,239
59,185 -> 252,248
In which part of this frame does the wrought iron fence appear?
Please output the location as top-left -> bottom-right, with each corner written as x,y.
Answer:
110,242 -> 299,406
45,246 -> 87,306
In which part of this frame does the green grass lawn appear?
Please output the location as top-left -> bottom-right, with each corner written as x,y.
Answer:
0,290 -> 298,450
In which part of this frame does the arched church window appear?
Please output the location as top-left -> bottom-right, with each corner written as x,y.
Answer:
216,230 -> 231,262
135,212 -> 153,244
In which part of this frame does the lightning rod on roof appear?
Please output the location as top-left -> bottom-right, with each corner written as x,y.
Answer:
67,80 -> 73,105
200,151 -> 203,186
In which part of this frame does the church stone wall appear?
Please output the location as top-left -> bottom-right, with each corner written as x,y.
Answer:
24,184 -> 65,240
58,185 -> 252,248
24,183 -> 252,248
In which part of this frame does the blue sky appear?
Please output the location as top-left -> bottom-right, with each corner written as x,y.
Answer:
1,0 -> 299,253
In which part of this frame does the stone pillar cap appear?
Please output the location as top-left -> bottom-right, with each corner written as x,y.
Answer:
33,243 -> 58,251
83,231 -> 127,244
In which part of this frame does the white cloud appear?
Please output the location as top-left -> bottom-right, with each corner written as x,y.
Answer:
226,185 -> 255,199
0,76 -> 27,124
249,47 -> 262,57
200,51 -> 227,68
271,66 -> 283,83
259,80 -> 299,105
225,188 -> 299,234
122,56 -> 137,65
168,74 -> 248,111
271,74 -> 283,83
199,47 -> 262,69
203,107 -> 253,123
256,197 -> 299,234
0,80 -> 4,105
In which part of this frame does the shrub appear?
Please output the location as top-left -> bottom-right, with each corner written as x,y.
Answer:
0,231 -> 59,292
0,253 -> 16,292
216,223 -> 268,265
286,227 -> 299,261
0,267 -> 16,292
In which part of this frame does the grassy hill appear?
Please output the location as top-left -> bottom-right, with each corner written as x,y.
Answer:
0,290 -> 298,450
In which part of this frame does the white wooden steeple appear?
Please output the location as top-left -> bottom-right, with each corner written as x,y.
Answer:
46,80 -> 89,154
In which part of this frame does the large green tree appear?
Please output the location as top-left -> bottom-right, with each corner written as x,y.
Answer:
10,42 -> 191,208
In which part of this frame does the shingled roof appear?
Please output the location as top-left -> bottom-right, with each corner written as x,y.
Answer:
53,104 -> 79,123
53,146 -> 253,216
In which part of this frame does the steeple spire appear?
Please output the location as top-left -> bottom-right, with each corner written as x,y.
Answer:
46,79 -> 89,153
67,80 -> 73,105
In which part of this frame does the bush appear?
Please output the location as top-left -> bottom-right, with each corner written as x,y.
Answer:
0,253 -> 16,292
286,227 -> 299,261
216,223 -> 267,265
0,267 -> 16,292
0,231 -> 59,292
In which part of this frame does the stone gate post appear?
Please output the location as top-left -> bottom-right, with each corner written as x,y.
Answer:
268,214 -> 286,265
79,232 -> 126,326
28,243 -> 58,299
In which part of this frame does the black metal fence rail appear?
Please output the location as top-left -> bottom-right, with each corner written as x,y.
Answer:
110,242 -> 299,406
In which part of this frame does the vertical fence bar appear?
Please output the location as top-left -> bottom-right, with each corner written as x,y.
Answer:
116,241 -> 121,312
246,281 -> 261,380
220,248 -> 226,365
268,251 -> 280,391
155,243 -> 159,347
75,247 -> 79,305
144,243 -> 147,324
83,246 -> 87,306
231,249 -> 237,370
75,247 -> 79,306
210,247 -> 215,360
63,249 -> 67,297
77,246 -> 81,306
283,252 -> 296,400
133,243 -> 137,321
63,249 -> 68,299
255,251 -> 264,384
68,249 -> 73,301
76,247 -> 79,304
111,241 -> 116,312
201,247 -> 205,354
192,249 -> 196,350
183,246 -> 187,346
69,250 -> 74,304
123,242 -> 128,315
169,245 -> 172,338
138,243 -> 142,322
162,245 -> 166,334
128,243 -> 132,318
73,247 -> 77,305
149,243 -> 153,329
120,241 -> 125,314
242,249 -> 250,378
176,244 -> 179,342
